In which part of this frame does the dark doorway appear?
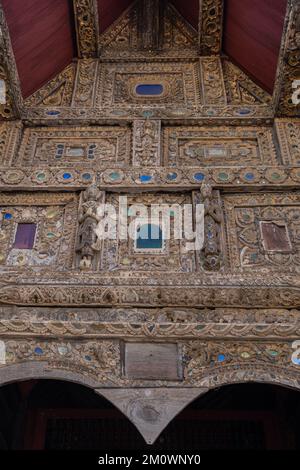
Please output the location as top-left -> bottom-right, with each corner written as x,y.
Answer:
0,380 -> 299,450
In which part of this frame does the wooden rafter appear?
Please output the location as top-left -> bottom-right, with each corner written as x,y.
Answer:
0,2 -> 23,119
198,0 -> 224,55
73,0 -> 99,58
273,0 -> 300,117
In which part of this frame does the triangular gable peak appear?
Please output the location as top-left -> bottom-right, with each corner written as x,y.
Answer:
99,1 -> 198,58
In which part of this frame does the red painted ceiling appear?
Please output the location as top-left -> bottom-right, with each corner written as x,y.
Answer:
223,0 -> 288,94
2,0 -> 288,98
2,0 -> 75,98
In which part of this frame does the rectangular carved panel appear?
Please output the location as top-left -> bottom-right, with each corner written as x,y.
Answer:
164,126 -> 277,166
124,342 -> 181,380
224,192 -> 300,272
17,126 -> 131,166
275,119 -> 300,165
0,193 -> 77,269
96,62 -> 200,109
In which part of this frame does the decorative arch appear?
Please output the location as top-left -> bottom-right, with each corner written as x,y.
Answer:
0,361 -> 300,445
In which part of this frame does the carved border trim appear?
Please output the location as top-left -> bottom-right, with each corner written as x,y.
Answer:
0,4 -> 23,118
273,0 -> 300,117
0,166 -> 299,190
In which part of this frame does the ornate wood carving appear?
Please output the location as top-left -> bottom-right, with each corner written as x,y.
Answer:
199,0 -> 224,55
0,121 -> 22,165
273,0 -> 300,117
24,63 -> 76,108
17,126 -> 130,167
0,5 -> 23,118
73,0 -> 99,58
199,179 -> 223,271
133,120 -> 161,166
75,185 -> 105,270
275,118 -> 300,165
163,125 -> 277,167
223,60 -> 272,105
0,192 -> 77,269
224,192 -> 300,273
0,1 -> 300,404
99,2 -> 197,59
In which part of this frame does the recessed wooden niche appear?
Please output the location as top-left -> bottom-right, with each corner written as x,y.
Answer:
123,342 -> 182,381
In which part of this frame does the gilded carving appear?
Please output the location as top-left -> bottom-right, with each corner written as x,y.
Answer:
163,126 -> 278,166
0,0 -> 300,400
274,1 -> 300,116
133,120 -> 161,166
224,192 -> 300,272
200,57 -> 226,105
223,60 -> 272,105
0,4 -> 23,118
17,126 -> 130,166
96,61 -> 200,109
0,193 -> 77,269
102,192 -> 196,272
24,63 -> 76,107
76,185 -> 105,270
73,0 -> 99,58
72,59 -> 98,107
275,118 -> 300,165
0,121 -> 22,165
199,0 -> 223,55
198,180 -> 223,271
99,2 -> 197,59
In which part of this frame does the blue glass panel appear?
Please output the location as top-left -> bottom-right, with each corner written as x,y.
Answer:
136,224 -> 163,250
139,175 -> 152,183
136,84 -> 163,96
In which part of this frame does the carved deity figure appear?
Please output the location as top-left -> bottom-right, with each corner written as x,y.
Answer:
76,185 -> 104,270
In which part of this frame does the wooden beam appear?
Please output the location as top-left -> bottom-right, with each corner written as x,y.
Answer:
73,0 -> 99,58
273,0 -> 300,117
137,0 -> 165,51
198,0 -> 224,55
0,2 -> 23,119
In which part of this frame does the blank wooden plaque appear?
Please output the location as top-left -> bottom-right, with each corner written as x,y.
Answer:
124,343 -> 182,380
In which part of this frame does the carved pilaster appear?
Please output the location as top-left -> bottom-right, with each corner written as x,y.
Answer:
198,0 -> 224,55
73,0 -> 99,58
132,120 -> 162,166
75,185 -> 105,270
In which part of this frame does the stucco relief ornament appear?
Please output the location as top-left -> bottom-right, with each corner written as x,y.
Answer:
76,185 -> 104,270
